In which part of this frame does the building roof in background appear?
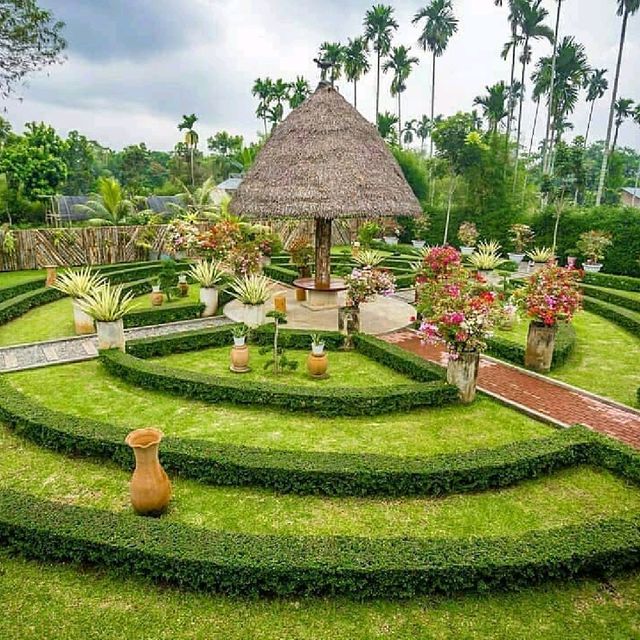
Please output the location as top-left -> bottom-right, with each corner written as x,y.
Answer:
54,194 -> 183,221
622,187 -> 640,197
217,176 -> 243,191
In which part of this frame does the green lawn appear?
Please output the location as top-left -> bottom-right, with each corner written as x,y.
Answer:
151,346 -> 413,388
7,360 -> 553,457
0,269 -> 45,287
0,285 -> 202,347
495,311 -> 640,407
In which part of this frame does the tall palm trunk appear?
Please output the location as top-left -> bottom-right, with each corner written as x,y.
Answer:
596,9 -> 629,205
612,123 -> 622,153
584,100 -> 596,146
376,50 -> 381,123
190,146 -> 195,187
521,98 -> 541,206
397,92 -> 402,148
513,37 -> 530,190
543,0 -> 563,174
429,52 -> 436,158
505,24 -> 518,149
443,171 -> 456,245
353,80 -> 358,109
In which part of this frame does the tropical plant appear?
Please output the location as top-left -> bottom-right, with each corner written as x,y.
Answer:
457,221 -> 478,247
357,221 -> 382,247
318,42 -> 345,86
413,0 -> 459,158
188,259 -> 227,288
310,333 -> 325,348
265,78 -> 291,129
231,324 -> 248,339
415,115 -> 432,152
157,259 -> 179,302
612,97 -> 635,152
178,114 -> 199,187
382,45 -> 419,146
73,177 -> 135,225
596,0 -> 640,205
583,68 -> 609,145
576,230 -> 613,264
288,236 -> 314,268
377,111 -> 399,143
51,267 -> 105,299
252,77 -> 274,135
230,274 -> 272,305
364,4 -> 399,122
288,76 -> 311,109
0,224 -> 16,255
343,36 -> 370,108
526,246 -> 555,263
354,249 -> 385,268
473,82 -> 509,134
509,224 -> 535,253
77,283 -> 138,322
467,240 -> 507,270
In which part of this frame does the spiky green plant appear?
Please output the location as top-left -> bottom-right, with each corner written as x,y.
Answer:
526,246 -> 555,264
188,260 -> 227,288
230,274 -> 272,305
353,249 -> 385,268
77,283 -> 138,321
51,267 -> 106,299
467,240 -> 507,270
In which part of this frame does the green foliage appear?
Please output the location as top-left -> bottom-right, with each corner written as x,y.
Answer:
156,259 -> 178,301
582,285 -> 640,313
62,130 -> 96,195
582,297 -> 640,338
392,147 -> 429,202
122,303 -> 205,329
583,272 -> 640,293
0,286 -> 64,325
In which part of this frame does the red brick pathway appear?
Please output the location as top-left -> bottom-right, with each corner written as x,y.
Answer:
384,329 -> 640,450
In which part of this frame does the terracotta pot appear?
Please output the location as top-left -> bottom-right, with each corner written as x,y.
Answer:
446,351 -> 480,404
200,286 -> 219,317
96,319 -> 125,352
230,344 -> 250,372
150,287 -> 164,307
178,276 -> 189,297
525,322 -> 557,373
295,287 -> 307,302
72,299 -> 94,335
125,428 -> 171,516
307,352 -> 328,378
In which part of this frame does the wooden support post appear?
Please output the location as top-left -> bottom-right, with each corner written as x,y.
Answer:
314,217 -> 332,289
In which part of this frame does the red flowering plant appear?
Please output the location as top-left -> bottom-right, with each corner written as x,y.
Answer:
417,247 -> 502,358
344,267 -> 396,308
516,263 -> 582,327
227,242 -> 263,276
197,220 -> 243,260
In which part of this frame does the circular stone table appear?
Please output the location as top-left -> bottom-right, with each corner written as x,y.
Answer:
293,277 -> 347,311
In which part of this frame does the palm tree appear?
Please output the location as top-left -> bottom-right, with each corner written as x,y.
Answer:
264,79 -> 291,130
377,111 -> 399,143
343,37 -> 370,108
178,114 -> 199,187
596,0 -> 640,205
318,42 -> 345,87
416,115 -> 431,152
541,0 -> 565,174
252,78 -> 274,136
383,45 -> 419,146
364,4 -> 399,123
612,97 -> 635,152
402,119 -> 418,145
412,0 -> 459,158
583,68 -> 609,145
288,76 -> 311,109
631,105 -> 640,206
74,177 -> 135,225
513,0 -> 553,183
474,81 -> 510,134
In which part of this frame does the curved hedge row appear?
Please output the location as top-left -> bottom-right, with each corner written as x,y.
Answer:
583,297 -> 640,338
0,277 -> 45,304
1,489 -> 638,598
582,284 -> 640,314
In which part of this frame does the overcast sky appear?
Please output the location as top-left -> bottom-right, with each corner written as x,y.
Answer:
5,0 -> 640,152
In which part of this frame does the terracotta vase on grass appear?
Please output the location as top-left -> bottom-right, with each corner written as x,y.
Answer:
307,352 -> 328,378
125,428 -> 171,516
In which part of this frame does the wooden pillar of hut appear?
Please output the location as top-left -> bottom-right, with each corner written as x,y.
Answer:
314,217 -> 332,289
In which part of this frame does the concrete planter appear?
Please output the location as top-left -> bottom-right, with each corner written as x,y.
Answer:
311,343 -> 325,356
525,322 -> 557,373
72,299 -> 95,335
460,246 -> 475,256
383,236 -> 399,245
508,253 -> 525,264
243,303 -> 266,328
96,319 -> 125,352
583,263 -> 603,273
446,351 -> 480,404
411,240 -> 426,249
199,287 -> 219,317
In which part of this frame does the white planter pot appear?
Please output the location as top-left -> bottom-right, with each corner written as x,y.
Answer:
243,303 -> 266,328
233,336 -> 246,347
446,352 -> 480,404
583,263 -> 603,273
508,253 -> 525,264
411,240 -> 426,249
199,287 -> 219,317
460,246 -> 475,256
383,236 -> 399,245
96,319 -> 125,352
72,299 -> 95,335
311,343 -> 325,356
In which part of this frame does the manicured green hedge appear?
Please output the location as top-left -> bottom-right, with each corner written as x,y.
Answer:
252,325 -> 347,352
583,297 -> 640,337
100,348 -> 458,417
263,264 -> 299,284
1,489 -> 639,598
0,277 -> 45,304
582,284 -> 640,313
123,303 -> 205,329
0,377 -> 605,498
0,287 -> 66,326
582,272 -> 640,293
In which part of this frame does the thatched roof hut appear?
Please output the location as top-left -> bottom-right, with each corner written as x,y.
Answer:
230,81 -> 421,291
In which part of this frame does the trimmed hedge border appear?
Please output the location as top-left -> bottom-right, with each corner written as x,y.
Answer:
1,490 -> 639,598
0,286 -> 66,325
123,303 -> 205,329
0,277 -> 45,304
583,272 -> 640,293
583,296 -> 640,338
582,284 -> 640,314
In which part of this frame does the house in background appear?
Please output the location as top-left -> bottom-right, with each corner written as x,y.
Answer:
621,187 -> 640,208
217,173 -> 243,195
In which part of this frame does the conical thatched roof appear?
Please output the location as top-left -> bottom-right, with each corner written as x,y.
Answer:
230,82 -> 422,220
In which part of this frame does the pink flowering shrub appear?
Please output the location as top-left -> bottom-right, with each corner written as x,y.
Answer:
167,219 -> 199,253
344,267 -> 396,307
517,263 -> 582,326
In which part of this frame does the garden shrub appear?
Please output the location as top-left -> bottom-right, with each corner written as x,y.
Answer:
583,297 -> 640,338
0,277 -> 45,304
582,284 -> 640,313
582,272 -> 640,293
123,303 -> 205,329
0,287 -> 66,325
263,264 -> 298,285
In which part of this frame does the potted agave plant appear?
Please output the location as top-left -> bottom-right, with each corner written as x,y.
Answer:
508,224 -> 534,264
230,324 -> 250,372
457,222 -> 478,256
230,274 -> 272,328
52,267 -> 106,335
411,214 -> 431,249
188,259 -> 227,317
576,230 -> 612,273
77,283 -> 138,351
308,332 -> 328,378
467,240 -> 506,277
526,246 -> 555,272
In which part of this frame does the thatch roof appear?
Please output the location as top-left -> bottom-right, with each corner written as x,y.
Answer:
230,82 -> 422,220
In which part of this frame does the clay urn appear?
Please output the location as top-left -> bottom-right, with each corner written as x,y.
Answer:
125,428 -> 171,516
307,352 -> 329,378
230,342 -> 250,372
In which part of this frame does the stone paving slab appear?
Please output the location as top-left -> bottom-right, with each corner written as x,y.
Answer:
383,329 -> 640,450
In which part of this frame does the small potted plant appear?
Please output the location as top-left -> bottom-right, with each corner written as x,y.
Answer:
177,273 -> 189,297
308,333 -> 328,378
576,230 -> 612,273
467,240 -> 506,277
458,222 -> 478,256
412,214 -> 431,249
188,259 -> 227,317
508,224 -> 535,264
382,219 -> 401,245
77,283 -> 138,351
230,324 -> 250,372
150,280 -> 164,307
526,246 -> 555,272
230,274 -> 272,328
51,267 -> 106,335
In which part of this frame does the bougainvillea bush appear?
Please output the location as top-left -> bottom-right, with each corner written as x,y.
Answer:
344,267 -> 396,307
197,220 -> 243,260
516,264 -> 583,327
416,245 -> 462,282
166,219 -> 199,253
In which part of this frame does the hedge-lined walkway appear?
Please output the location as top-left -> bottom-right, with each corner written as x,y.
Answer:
384,329 -> 640,450
0,316 -> 232,372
